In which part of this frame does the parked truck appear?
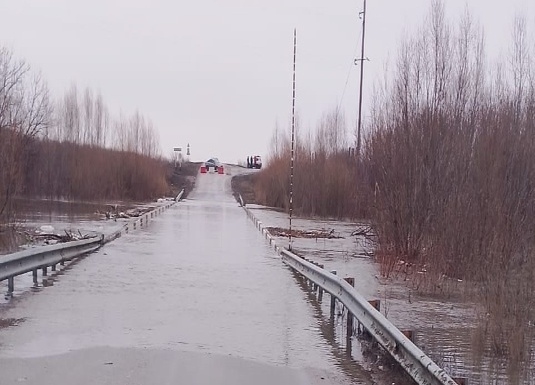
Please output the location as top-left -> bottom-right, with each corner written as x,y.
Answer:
247,155 -> 262,169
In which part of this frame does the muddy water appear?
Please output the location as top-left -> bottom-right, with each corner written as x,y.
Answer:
246,205 -> 535,385
0,167 -> 389,385
0,198 -> 123,255
3,167 -> 527,383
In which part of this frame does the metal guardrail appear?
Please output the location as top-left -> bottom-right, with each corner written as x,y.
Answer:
103,197 -> 180,244
242,206 -> 458,385
280,249 -> 457,385
0,235 -> 103,282
175,189 -> 185,202
1,196 -> 181,295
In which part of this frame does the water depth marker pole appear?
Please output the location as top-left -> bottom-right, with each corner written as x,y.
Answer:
289,28 -> 297,251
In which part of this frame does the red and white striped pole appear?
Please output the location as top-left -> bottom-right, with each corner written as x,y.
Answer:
289,28 -> 297,251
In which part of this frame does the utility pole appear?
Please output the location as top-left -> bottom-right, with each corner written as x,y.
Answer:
356,0 -> 367,158
289,28 -> 297,251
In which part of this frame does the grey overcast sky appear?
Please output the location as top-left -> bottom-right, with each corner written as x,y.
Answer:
0,1 -> 534,163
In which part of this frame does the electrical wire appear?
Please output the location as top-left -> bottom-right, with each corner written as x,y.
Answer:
336,24 -> 363,116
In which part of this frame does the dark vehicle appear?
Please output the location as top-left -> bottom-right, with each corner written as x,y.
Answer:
204,158 -> 221,171
247,155 -> 262,169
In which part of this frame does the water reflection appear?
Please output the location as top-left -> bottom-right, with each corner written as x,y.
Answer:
0,228 -> 27,255
1,198 -> 139,254
12,198 -> 109,222
0,183 -> 354,384
248,206 -> 535,385
3,172 -> 532,384
290,270 -> 415,385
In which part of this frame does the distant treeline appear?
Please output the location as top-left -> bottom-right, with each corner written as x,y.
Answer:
255,111 -> 362,219
0,46 -> 168,222
21,139 -> 169,202
256,1 -> 535,376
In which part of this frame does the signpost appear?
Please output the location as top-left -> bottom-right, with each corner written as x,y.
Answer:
173,147 -> 183,168
173,144 -> 190,168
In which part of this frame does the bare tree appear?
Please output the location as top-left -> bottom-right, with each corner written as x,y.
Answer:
82,87 -> 94,145
93,91 -> 107,147
60,84 -> 80,143
314,108 -> 347,159
0,47 -> 50,220
268,121 -> 289,160
113,113 -> 128,151
510,14 -> 530,123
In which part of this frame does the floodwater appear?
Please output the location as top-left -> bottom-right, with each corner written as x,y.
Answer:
246,206 -> 535,384
0,166 -> 399,385
2,166 -> 527,384
0,198 -> 141,255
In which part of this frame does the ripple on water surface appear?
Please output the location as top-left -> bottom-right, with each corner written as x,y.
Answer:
0,199 -> 344,377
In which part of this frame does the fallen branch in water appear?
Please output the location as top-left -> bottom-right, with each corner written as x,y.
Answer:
351,225 -> 374,237
266,227 -> 343,239
28,229 -> 98,244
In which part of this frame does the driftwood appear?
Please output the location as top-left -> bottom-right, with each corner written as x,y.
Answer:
103,205 -> 155,220
351,225 -> 374,237
266,227 -> 343,239
28,229 -> 97,244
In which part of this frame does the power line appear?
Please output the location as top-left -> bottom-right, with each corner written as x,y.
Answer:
337,23 -> 362,117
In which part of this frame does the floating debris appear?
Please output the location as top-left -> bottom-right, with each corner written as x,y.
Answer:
266,227 -> 343,239
39,225 -> 55,233
28,228 -> 98,245
102,205 -> 155,221
351,225 -> 374,237
0,318 -> 25,329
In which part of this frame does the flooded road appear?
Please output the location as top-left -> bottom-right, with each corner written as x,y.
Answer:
246,205 -> 535,384
0,167 -> 377,385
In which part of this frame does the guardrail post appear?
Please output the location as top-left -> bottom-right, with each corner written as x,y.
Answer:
369,299 -> 380,311
42,266 -> 48,276
330,270 -> 337,318
361,299 -> 381,335
278,245 -> 459,384
344,277 -> 355,340
51,264 -> 57,272
311,263 -> 318,292
401,330 -> 414,342
307,260 -> 315,291
7,276 -> 14,295
33,269 -> 38,285
60,260 -> 65,266
318,264 -> 324,301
